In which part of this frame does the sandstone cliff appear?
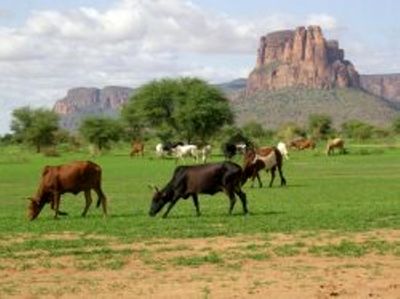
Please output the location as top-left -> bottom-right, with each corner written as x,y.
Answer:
247,26 -> 360,94
360,74 -> 400,107
53,86 -> 135,130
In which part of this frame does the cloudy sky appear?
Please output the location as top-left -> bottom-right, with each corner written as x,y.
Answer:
0,0 -> 399,133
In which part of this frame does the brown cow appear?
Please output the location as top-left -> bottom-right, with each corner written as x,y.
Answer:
28,161 -> 108,220
242,146 -> 286,188
326,138 -> 345,155
130,140 -> 144,157
289,138 -> 316,150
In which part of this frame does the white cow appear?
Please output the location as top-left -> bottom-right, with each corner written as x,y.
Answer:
277,142 -> 289,160
200,145 -> 212,163
173,145 -> 199,163
155,143 -> 166,157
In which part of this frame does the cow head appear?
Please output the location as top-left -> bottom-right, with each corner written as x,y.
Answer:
149,187 -> 173,217
27,190 -> 53,220
27,197 -> 46,221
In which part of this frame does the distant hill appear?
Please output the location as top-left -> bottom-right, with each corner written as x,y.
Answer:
230,87 -> 398,129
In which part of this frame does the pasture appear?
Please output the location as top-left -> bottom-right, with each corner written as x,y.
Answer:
0,143 -> 399,297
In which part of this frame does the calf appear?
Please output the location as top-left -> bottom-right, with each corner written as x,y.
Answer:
27,161 -> 107,220
200,144 -> 212,163
130,140 -> 144,157
242,147 -> 286,188
326,138 -> 345,155
149,161 -> 248,218
289,138 -> 315,150
277,142 -> 289,160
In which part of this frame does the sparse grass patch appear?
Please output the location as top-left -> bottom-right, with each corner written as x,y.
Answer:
172,251 -> 224,267
273,243 -> 302,257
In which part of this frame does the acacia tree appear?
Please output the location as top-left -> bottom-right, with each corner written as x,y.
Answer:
11,107 -> 59,152
79,117 -> 122,151
122,77 -> 234,143
308,114 -> 333,140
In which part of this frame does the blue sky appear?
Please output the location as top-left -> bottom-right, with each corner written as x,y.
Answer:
0,0 -> 399,133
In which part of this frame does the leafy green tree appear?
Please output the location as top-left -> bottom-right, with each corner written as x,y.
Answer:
11,107 -> 59,152
308,114 -> 333,140
79,117 -> 122,151
122,77 -> 234,143
276,122 -> 306,141
341,120 -> 374,140
392,116 -> 400,134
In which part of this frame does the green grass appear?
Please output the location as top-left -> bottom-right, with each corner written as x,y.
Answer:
0,143 -> 398,273
0,144 -> 399,241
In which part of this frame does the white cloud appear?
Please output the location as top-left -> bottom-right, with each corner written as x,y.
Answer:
306,14 -> 338,30
0,0 -> 392,134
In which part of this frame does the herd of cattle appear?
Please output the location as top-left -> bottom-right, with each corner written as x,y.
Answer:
27,137 -> 346,220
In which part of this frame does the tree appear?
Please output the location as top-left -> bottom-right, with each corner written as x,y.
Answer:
11,107 -> 59,152
79,117 -> 122,151
122,77 -> 234,143
308,114 -> 333,140
276,122 -> 306,141
242,121 -> 273,140
341,120 -> 374,140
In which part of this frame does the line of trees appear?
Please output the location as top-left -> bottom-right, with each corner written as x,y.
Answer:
2,77 -> 400,152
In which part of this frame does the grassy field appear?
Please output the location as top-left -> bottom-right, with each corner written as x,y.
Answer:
0,143 -> 399,297
0,143 -> 399,238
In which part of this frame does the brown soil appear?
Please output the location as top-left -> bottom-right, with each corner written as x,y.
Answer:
1,230 -> 400,299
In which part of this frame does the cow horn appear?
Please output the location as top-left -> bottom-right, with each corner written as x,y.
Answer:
148,184 -> 159,192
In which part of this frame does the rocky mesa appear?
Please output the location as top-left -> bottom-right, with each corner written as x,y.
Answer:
246,26 -> 359,94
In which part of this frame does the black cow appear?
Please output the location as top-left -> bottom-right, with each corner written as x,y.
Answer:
149,161 -> 248,218
222,133 -> 253,160
162,141 -> 184,153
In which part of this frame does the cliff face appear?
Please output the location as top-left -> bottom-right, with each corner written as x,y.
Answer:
53,86 -> 134,115
53,86 -> 134,130
360,74 -> 400,106
247,26 -> 360,94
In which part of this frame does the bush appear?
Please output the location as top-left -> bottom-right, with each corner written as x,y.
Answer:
341,120 -> 374,141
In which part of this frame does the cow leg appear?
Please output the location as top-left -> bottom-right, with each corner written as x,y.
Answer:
269,167 -> 276,187
192,194 -> 201,216
278,166 -> 286,186
235,187 -> 248,214
162,197 -> 180,219
53,192 -> 61,219
228,191 -> 237,215
82,190 -> 93,217
94,187 -> 108,216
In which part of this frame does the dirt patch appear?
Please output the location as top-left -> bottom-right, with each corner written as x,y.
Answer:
1,230 -> 400,298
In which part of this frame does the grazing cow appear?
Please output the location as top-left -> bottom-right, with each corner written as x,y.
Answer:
222,133 -> 252,160
155,141 -> 184,158
242,147 -> 286,188
130,140 -> 144,157
149,161 -> 248,218
277,142 -> 289,160
27,161 -> 107,220
289,138 -> 316,150
172,144 -> 199,163
200,144 -> 212,163
326,138 -> 345,155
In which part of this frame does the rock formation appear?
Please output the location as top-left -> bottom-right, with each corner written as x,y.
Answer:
360,74 -> 400,107
53,86 -> 134,115
247,26 -> 360,94
53,86 -> 134,130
